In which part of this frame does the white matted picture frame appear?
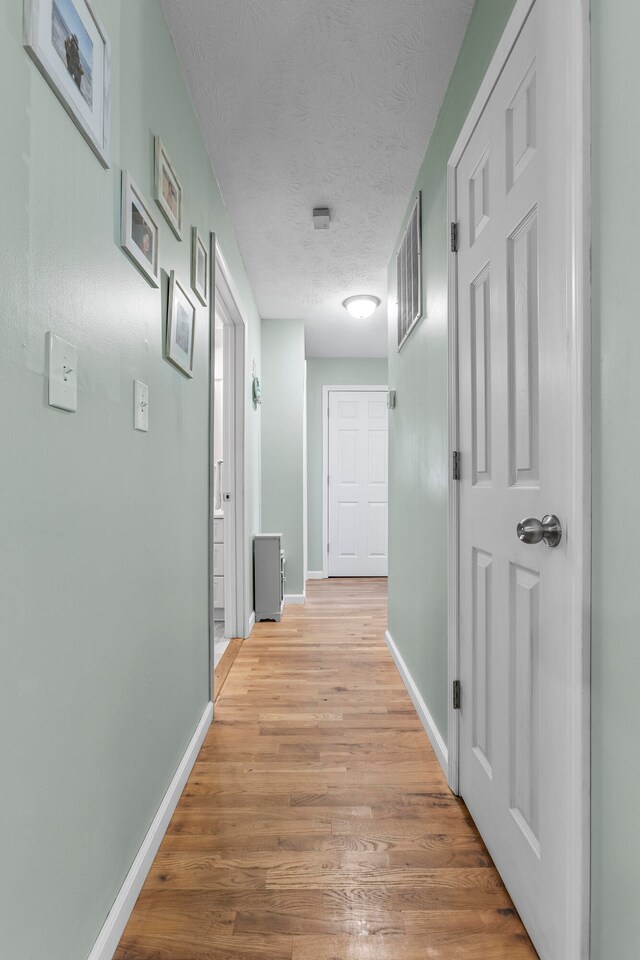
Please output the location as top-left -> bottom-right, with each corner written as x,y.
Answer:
154,136 -> 183,240
120,172 -> 160,288
166,271 -> 196,378
23,0 -> 111,167
191,228 -> 208,306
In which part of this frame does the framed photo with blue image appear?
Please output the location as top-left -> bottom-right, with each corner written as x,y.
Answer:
23,0 -> 111,167
166,272 -> 196,378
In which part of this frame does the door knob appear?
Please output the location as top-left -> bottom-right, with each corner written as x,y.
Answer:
517,515 -> 562,548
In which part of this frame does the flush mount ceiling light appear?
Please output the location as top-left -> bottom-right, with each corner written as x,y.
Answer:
342,295 -> 381,320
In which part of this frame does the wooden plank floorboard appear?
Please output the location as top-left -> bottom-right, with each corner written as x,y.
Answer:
115,577 -> 538,959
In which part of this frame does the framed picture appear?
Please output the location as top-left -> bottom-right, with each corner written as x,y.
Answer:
23,0 -> 111,167
191,228 -> 208,306
120,172 -> 160,287
154,136 -> 183,239
166,272 -> 196,378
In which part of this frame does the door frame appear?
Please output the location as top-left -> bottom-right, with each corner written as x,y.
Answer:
446,0 -> 591,955
208,236 -> 248,701
321,384 -> 388,579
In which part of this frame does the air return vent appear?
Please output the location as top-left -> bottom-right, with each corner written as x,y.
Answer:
396,193 -> 422,349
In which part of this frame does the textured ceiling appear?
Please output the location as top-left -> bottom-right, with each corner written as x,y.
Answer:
162,0 -> 474,357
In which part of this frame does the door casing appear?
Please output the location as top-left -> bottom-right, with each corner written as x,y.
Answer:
209,237 -> 249,703
446,0 -> 590,955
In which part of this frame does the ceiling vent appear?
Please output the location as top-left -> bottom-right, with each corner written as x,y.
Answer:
313,207 -> 330,230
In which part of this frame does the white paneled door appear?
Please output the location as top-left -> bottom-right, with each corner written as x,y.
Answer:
456,4 -> 581,959
328,390 -> 388,577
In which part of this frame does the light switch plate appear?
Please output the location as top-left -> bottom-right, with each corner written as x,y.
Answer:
47,333 -> 77,412
134,380 -> 149,432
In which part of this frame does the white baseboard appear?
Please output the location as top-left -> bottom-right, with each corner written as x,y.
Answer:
247,610 -> 256,636
385,629 -> 448,778
87,701 -> 214,960
285,593 -> 306,605
306,571 -> 325,580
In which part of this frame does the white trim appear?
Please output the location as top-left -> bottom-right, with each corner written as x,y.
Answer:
446,1 -> 590,956
285,593 -> 306,605
385,630 -> 448,777
247,610 -> 256,635
447,162 -> 460,796
321,385 -> 388,579
87,701 -> 213,960
210,240 -> 250,658
306,571 -> 325,581
303,362 -> 308,585
565,4 -> 591,956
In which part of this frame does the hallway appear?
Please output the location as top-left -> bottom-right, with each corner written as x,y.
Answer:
115,579 -> 537,959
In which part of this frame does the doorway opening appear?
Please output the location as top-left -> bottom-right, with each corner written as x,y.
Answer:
209,237 -> 248,698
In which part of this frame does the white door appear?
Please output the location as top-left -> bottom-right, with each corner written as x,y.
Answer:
457,4 -> 578,958
328,390 -> 388,577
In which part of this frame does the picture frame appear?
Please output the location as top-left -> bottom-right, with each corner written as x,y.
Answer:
191,227 -> 209,306
23,0 -> 111,168
154,136 -> 183,240
120,172 -> 160,288
166,271 -> 196,378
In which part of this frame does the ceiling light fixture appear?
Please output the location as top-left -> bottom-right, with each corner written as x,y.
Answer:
342,295 -> 381,320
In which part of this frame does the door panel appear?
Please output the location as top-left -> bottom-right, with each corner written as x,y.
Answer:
508,208 -> 539,486
472,548 -> 492,778
328,390 -> 388,577
471,266 -> 492,485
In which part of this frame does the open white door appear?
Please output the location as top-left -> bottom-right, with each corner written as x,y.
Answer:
327,389 -> 388,577
209,239 -> 249,699
451,2 -> 589,958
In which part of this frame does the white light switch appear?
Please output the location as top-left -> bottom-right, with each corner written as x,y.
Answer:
134,380 -> 149,432
47,333 -> 77,412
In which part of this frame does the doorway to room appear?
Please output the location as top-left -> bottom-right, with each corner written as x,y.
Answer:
209,238 -> 248,697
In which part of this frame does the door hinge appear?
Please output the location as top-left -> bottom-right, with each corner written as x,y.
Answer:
453,680 -> 461,710
452,450 -> 461,481
450,221 -> 459,253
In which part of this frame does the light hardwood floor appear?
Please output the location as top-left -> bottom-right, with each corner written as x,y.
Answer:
115,578 -> 537,960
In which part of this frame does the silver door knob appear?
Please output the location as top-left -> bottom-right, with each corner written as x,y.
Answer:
517,515 -> 562,548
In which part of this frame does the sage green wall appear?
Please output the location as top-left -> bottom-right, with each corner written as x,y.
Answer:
0,4 -> 261,959
306,358 -> 388,573
261,320 -> 306,596
591,1 -> 640,955
386,0 -> 517,740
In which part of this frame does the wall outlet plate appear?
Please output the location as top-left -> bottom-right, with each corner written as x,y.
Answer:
134,380 -> 149,431
47,333 -> 77,412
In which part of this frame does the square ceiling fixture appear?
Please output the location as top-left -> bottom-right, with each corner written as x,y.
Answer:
313,207 -> 330,230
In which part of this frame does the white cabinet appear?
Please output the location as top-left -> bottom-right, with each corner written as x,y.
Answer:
254,534 -> 285,622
